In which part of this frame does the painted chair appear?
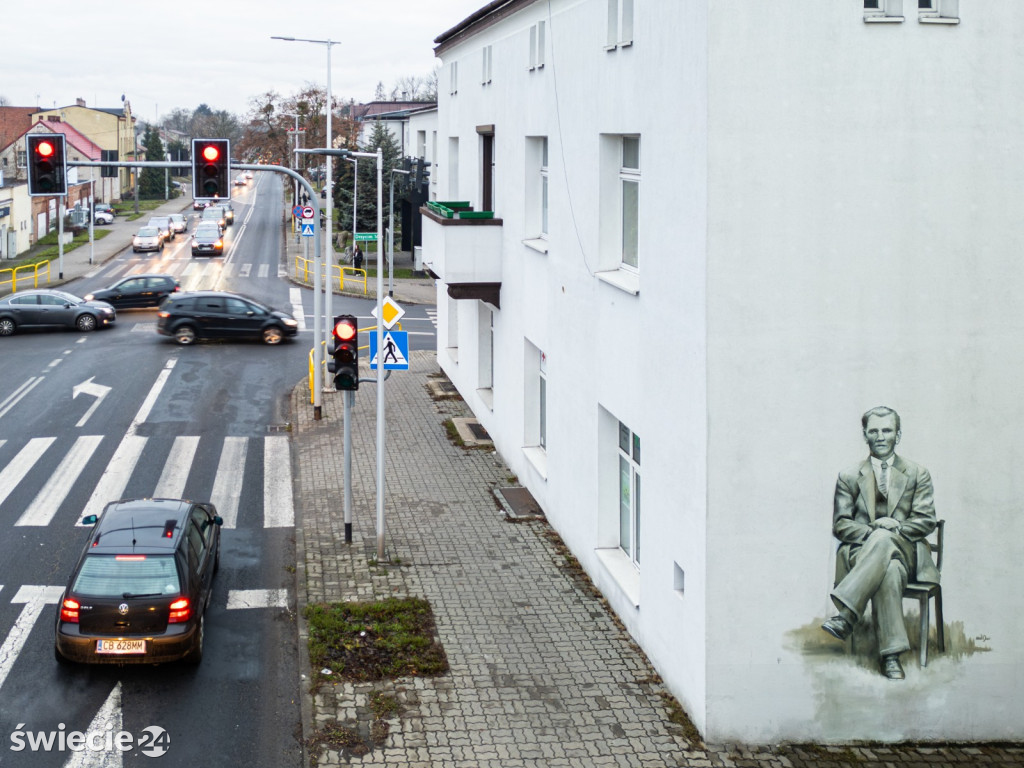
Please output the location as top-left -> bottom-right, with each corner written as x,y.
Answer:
903,519 -> 945,667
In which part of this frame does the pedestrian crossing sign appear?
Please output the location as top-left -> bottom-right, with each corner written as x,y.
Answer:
301,222 -> 315,237
369,331 -> 409,370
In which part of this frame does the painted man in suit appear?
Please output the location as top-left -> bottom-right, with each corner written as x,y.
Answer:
821,406 -> 940,680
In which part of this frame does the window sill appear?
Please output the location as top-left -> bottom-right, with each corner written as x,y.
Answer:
864,15 -> 904,22
522,445 -> 548,480
477,387 -> 493,411
919,15 -> 959,23
595,268 -> 639,295
595,548 -> 640,608
523,237 -> 549,254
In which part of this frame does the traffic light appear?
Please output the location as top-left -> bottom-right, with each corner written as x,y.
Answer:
328,315 -> 359,391
191,139 -> 230,200
416,158 -> 431,194
26,134 -> 67,196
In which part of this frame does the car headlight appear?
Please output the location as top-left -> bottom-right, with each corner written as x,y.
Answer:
84,294 -> 94,301
282,318 -> 298,327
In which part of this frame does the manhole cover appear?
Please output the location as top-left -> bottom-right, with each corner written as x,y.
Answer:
467,422 -> 491,440
496,487 -> 544,519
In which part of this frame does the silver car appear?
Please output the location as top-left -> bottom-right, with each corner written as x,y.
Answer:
168,213 -> 188,235
133,226 -> 164,253
0,289 -> 116,336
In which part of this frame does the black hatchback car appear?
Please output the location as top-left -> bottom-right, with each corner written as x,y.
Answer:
55,498 -> 223,665
156,290 -> 299,345
84,274 -> 180,309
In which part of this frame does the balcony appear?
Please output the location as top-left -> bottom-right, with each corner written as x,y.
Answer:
421,202 -> 503,307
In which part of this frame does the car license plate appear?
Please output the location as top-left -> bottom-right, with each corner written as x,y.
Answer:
96,638 -> 146,654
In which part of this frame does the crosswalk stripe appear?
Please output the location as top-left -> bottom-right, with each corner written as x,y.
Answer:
239,263 -> 252,278
289,287 -> 306,331
211,436 -> 248,529
16,435 -> 104,526
226,588 -> 288,609
80,435 -> 147,523
154,435 -> 201,499
0,437 -> 55,509
263,436 -> 294,527
258,264 -> 269,278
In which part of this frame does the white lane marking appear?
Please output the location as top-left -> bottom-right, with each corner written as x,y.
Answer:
79,435 -> 147,523
0,586 -> 63,692
128,358 -> 177,436
226,589 -> 289,610
154,435 -> 200,499
210,437 -> 248,529
0,377 -> 43,420
289,287 -> 306,331
16,435 -> 104,526
257,264 -> 269,278
0,437 -> 55,508
63,682 -> 123,768
263,436 -> 294,528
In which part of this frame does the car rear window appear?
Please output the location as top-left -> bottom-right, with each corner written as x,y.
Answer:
72,554 -> 180,597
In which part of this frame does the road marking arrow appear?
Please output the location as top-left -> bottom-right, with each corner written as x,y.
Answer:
73,377 -> 111,428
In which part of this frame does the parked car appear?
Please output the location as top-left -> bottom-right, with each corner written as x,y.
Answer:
190,228 -> 224,257
84,274 -> 180,309
168,213 -> 188,235
157,291 -> 299,345
94,203 -> 114,215
0,289 -> 115,336
54,498 -> 222,665
133,226 -> 164,253
148,216 -> 174,241
94,210 -> 114,225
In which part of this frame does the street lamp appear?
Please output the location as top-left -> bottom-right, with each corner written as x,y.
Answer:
345,156 -> 357,257
281,112 -> 304,210
271,35 -> 339,352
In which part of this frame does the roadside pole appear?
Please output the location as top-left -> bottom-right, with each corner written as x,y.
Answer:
374,148 -> 386,561
344,390 -> 353,543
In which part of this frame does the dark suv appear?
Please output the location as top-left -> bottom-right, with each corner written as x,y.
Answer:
156,290 -> 299,345
54,498 -> 223,665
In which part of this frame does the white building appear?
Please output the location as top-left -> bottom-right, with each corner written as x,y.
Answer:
424,0 -> 1024,745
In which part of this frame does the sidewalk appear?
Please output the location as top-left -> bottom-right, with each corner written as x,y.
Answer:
290,353 -> 1024,767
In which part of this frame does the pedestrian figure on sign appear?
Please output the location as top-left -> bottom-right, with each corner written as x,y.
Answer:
384,336 -> 398,364
353,243 -> 364,271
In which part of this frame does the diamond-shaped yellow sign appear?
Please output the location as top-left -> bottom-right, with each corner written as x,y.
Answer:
376,296 -> 405,330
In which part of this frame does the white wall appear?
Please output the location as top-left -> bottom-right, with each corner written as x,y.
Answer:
434,0 -> 1024,745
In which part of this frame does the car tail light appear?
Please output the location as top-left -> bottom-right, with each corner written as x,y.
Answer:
61,598 -> 80,623
168,597 -> 191,623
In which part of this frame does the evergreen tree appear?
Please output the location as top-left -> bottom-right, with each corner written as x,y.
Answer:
138,126 -> 166,199
332,121 -> 403,236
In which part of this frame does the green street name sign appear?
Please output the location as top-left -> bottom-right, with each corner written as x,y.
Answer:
354,232 -> 378,242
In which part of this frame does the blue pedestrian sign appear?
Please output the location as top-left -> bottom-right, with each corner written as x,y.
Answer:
301,222 -> 315,238
369,331 -> 409,370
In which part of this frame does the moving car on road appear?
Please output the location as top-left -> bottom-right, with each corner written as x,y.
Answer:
157,290 -> 299,345
85,274 -> 180,309
54,498 -> 223,665
168,213 -> 188,235
0,289 -> 115,336
147,216 -> 174,241
133,226 -> 164,253
191,228 -> 224,257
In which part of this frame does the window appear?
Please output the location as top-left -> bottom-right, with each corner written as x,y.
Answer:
449,61 -> 459,95
864,0 -> 904,21
539,350 -> 547,449
445,295 -> 459,362
529,21 -> 546,70
606,0 -> 634,49
618,422 -> 641,566
919,0 -> 959,23
16,150 -> 26,169
448,137 -> 460,199
523,339 -> 547,478
482,45 -> 493,85
477,303 -> 493,399
524,137 -> 549,247
620,136 -> 640,271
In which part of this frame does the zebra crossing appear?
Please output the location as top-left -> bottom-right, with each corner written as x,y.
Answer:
0,432 -> 294,530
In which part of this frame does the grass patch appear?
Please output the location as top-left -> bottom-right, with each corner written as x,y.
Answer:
113,199 -> 170,220
443,418 -> 465,446
305,597 -> 449,690
6,228 -> 113,270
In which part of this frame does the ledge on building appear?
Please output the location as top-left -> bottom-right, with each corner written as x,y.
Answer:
595,268 -> 639,296
522,445 -> 547,480
447,282 -> 501,308
919,15 -> 959,23
595,548 -> 640,608
522,237 -> 549,254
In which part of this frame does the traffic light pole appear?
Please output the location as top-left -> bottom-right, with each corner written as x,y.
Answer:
69,158 -> 327,419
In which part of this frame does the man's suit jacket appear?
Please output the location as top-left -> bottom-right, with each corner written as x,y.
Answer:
833,455 -> 941,585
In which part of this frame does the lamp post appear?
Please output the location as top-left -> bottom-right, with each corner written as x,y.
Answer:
271,35 -> 339,355
345,156 -> 357,256
389,168 -> 410,298
281,112 -> 303,210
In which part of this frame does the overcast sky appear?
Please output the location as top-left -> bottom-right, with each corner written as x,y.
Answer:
3,0 -> 487,121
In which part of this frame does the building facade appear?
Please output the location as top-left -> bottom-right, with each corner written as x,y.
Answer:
424,0 -> 1023,744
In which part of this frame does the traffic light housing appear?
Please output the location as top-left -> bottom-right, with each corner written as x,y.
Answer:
191,139 -> 231,200
26,134 -> 67,196
328,315 -> 359,391
415,157 -> 431,194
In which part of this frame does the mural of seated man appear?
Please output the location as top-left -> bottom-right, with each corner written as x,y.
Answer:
821,406 -> 940,680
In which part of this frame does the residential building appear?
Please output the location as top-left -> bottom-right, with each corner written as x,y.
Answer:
425,0 -> 1021,744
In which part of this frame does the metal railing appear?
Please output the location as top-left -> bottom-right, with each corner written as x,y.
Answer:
294,254 -> 367,295
0,260 -> 52,294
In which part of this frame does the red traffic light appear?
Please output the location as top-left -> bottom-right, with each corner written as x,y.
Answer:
334,320 -> 357,341
35,140 -> 55,158
202,144 -> 220,162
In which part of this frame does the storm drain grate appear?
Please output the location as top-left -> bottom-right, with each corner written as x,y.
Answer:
451,418 -> 493,447
495,487 -> 545,520
467,421 -> 491,441
267,423 -> 292,433
427,378 -> 461,400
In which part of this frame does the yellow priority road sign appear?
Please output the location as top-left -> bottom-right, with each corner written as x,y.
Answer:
371,296 -> 406,330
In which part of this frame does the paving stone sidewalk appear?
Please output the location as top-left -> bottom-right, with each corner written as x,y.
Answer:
291,350 -> 1024,767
